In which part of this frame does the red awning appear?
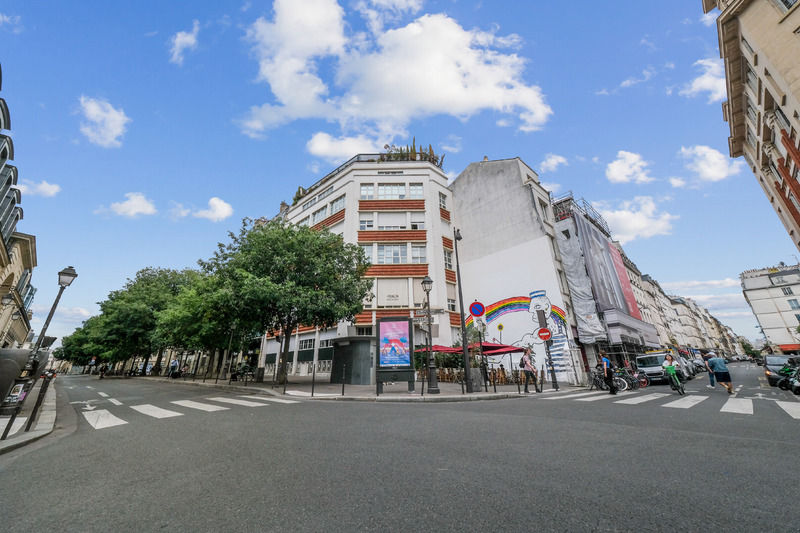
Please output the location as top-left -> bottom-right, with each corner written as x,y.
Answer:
483,345 -> 526,355
414,345 -> 462,353
778,344 -> 800,352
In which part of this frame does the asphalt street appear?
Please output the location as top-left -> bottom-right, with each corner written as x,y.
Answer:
0,362 -> 797,532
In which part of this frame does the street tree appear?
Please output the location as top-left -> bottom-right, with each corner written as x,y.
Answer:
203,218 -> 372,383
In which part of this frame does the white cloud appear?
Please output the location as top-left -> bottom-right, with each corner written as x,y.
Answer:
540,153 -> 568,173
169,19 -> 200,65
78,96 -> 131,148
620,67 -> 655,88
240,4 -> 552,142
668,177 -> 687,188
713,310 -> 754,319
306,132 -> 384,162
168,202 -> 190,220
679,293 -> 748,310
441,135 -> 462,153
0,13 -> 22,33
660,278 -> 741,292
679,58 -> 726,103
605,151 -> 654,184
700,12 -> 716,26
193,197 -> 233,222
595,196 -> 678,244
539,181 -> 561,194
639,37 -> 656,50
17,180 -> 61,197
356,0 -> 423,34
108,192 -> 157,217
680,145 -> 743,182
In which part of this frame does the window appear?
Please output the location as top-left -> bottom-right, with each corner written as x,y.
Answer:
298,217 -> 310,227
789,298 -> 800,310
360,244 -> 373,261
312,206 -> 328,224
745,96 -> 757,125
447,298 -> 456,311
539,199 -> 550,221
745,64 -> 758,92
378,183 -> 405,199
356,326 -> 372,336
438,192 -> 448,209
410,214 -> 425,230
299,339 -> 315,351
783,287 -> 794,295
411,245 -> 426,264
378,244 -> 407,264
377,212 -> 406,230
330,195 -> 345,214
320,339 -> 334,348
302,197 -> 318,211
317,186 -> 334,201
359,217 -> 374,230
444,249 -> 453,270
741,37 -> 754,55
746,127 -> 756,148
774,0 -> 798,11
409,183 -> 424,199
360,184 -> 375,200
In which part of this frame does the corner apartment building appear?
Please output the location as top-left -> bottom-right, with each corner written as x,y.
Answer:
261,154 -> 458,384
741,262 -> 800,353
703,0 -> 800,250
449,158 -> 583,384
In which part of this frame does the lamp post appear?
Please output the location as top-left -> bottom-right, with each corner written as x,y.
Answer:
453,228 -> 473,393
32,266 -> 78,357
421,276 -> 439,394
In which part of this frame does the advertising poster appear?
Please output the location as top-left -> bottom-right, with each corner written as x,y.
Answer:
607,243 -> 643,320
378,319 -> 412,368
573,214 -> 629,314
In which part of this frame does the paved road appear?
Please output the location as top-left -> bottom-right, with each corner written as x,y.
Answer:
0,363 -> 798,532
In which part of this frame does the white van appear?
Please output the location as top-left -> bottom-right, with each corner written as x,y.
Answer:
635,351 -> 690,384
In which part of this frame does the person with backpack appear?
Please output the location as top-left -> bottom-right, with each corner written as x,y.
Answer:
600,351 -> 617,395
520,347 -> 539,393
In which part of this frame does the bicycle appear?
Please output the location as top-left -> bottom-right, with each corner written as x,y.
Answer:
665,365 -> 684,395
588,369 -> 607,391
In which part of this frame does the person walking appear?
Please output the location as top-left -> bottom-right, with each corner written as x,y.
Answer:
167,356 -> 179,379
706,352 -> 734,394
600,351 -> 617,395
521,348 -> 539,393
703,352 -> 716,389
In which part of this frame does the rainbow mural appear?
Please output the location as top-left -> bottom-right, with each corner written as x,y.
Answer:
465,296 -> 567,327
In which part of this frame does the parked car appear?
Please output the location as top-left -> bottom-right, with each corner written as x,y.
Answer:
636,351 -> 689,384
764,355 -> 790,386
692,358 -> 707,372
679,356 -> 695,378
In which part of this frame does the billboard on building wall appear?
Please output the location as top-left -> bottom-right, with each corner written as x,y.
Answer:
377,317 -> 413,369
573,214 -> 631,315
607,244 -> 643,320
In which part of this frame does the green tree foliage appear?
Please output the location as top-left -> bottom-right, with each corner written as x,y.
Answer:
203,218 -> 372,382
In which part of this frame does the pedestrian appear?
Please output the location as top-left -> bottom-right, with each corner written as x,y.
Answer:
167,356 -> 179,379
703,352 -> 716,389
600,351 -> 617,395
706,352 -> 734,394
521,348 -> 539,393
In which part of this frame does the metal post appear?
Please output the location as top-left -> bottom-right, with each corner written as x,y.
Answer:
491,363 -> 497,393
453,228 -> 473,393
424,283 -> 439,394
311,361 -> 316,397
341,363 -> 346,396
1,406 -> 20,440
25,375 -> 51,432
32,286 -> 66,354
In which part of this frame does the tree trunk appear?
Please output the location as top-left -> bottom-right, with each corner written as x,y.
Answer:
278,323 -> 294,385
153,347 -> 165,375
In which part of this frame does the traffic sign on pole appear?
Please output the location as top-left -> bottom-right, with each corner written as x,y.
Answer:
469,301 -> 485,317
536,328 -> 552,341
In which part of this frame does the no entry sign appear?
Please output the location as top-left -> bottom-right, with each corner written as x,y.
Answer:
537,328 -> 552,341
469,301 -> 485,317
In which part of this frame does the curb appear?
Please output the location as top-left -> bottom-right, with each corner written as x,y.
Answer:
0,384 -> 57,455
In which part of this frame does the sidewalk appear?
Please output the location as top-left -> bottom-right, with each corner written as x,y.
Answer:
141,373 -> 584,402
0,378 -> 58,455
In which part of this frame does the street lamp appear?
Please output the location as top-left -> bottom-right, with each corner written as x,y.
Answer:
421,276 -> 439,394
453,228 -> 473,393
32,266 -> 78,355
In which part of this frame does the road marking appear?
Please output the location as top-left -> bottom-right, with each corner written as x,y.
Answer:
206,397 -> 268,407
575,392 -> 633,402
776,401 -> 800,419
662,395 -> 709,409
85,386 -> 94,390
0,416 -> 27,436
130,404 -> 183,418
239,395 -> 299,404
82,409 -> 128,429
285,390 -> 338,397
98,392 -> 109,398
720,398 -> 753,415
542,391 -> 607,400
614,393 -> 670,405
171,400 -> 229,412
108,398 -> 123,406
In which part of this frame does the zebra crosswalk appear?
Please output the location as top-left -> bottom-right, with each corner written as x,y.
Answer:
79,395 -> 300,430
540,389 -> 800,419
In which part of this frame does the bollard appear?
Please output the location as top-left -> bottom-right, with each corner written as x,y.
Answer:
420,367 -> 425,396
492,363 -> 497,393
282,362 -> 288,395
311,362 -> 317,397
341,363 -> 346,396
516,369 -> 521,394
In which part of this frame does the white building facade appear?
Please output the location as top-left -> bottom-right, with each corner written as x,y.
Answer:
741,263 -> 800,353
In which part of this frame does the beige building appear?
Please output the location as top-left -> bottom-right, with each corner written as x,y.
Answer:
703,0 -> 800,249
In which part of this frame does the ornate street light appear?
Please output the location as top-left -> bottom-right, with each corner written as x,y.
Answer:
421,275 -> 439,394
454,228 -> 473,393
32,266 -> 78,355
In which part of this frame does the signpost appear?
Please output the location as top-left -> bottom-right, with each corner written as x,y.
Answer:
536,328 -> 552,341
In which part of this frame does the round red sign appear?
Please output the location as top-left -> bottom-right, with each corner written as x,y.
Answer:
537,328 -> 552,341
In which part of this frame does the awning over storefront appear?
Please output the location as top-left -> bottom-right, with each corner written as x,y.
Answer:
778,344 -> 800,352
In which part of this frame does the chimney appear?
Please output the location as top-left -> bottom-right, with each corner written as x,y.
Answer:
482,156 -> 488,161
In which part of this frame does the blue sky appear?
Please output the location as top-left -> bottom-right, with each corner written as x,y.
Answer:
0,0 -> 793,344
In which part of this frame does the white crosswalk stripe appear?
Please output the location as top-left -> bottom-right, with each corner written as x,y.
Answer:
108,398 -> 123,406
575,392 -> 634,402
171,400 -> 229,412
720,398 -> 753,415
776,401 -> 800,419
130,404 -> 183,419
614,393 -> 670,405
97,392 -> 109,398
239,395 -> 300,404
82,409 -> 127,429
206,397 -> 268,407
542,391 -> 607,400
662,395 -> 709,409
